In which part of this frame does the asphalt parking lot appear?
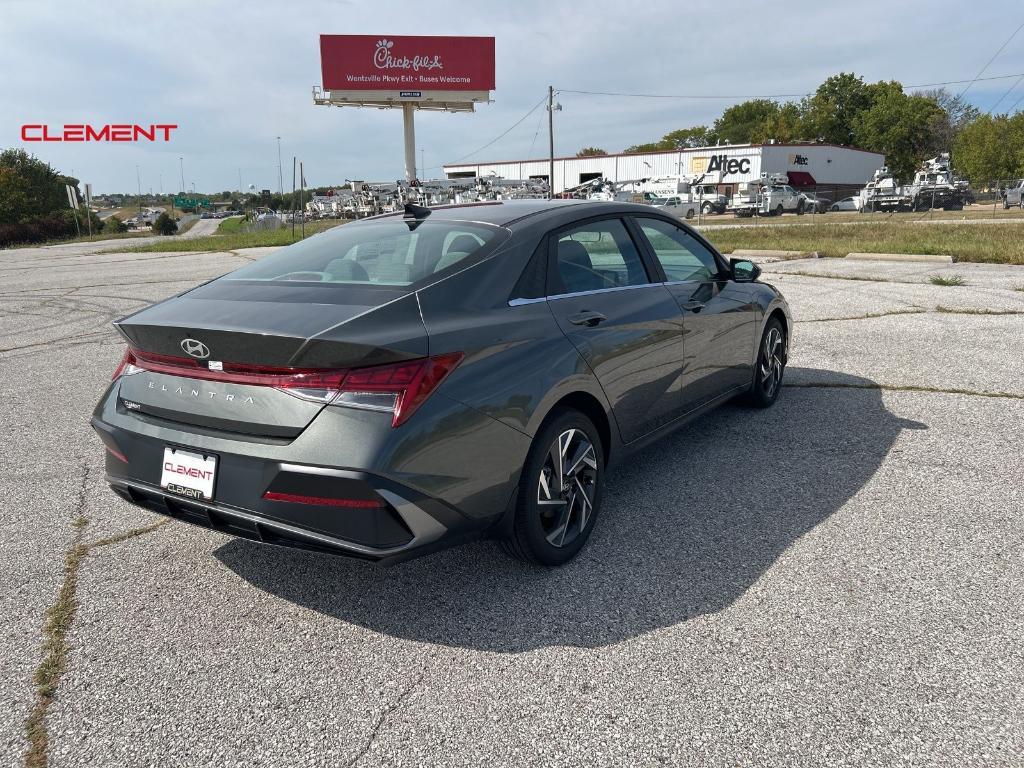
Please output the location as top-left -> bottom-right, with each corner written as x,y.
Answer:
2,239 -> 1023,767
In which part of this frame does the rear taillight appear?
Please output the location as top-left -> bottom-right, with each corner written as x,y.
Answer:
334,352 -> 463,427
111,349 -> 143,380
113,346 -> 462,427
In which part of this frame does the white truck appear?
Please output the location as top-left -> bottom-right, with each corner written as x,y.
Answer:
861,154 -> 967,212
650,195 -> 699,220
727,173 -> 805,217
1003,178 -> 1024,209
639,175 -> 728,214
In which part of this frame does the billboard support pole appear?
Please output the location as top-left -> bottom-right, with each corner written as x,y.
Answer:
402,103 -> 417,182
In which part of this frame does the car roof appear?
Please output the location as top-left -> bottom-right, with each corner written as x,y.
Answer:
368,199 -> 660,227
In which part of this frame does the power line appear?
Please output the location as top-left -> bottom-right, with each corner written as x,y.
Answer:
422,95 -> 548,172
556,71 -> 1024,103
988,73 -> 1024,114
1008,89 -> 1024,114
955,20 -> 1024,100
557,88 -> 810,101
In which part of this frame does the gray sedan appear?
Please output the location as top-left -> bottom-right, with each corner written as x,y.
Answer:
93,200 -> 791,566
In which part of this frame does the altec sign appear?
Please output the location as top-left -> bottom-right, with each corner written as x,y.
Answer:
20,124 -> 178,142
320,35 -> 495,91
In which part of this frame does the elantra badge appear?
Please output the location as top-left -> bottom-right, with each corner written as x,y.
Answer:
181,338 -> 209,359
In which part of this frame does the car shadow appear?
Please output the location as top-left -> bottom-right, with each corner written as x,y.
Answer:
215,368 -> 924,652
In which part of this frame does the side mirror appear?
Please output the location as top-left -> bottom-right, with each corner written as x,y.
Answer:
730,258 -> 761,282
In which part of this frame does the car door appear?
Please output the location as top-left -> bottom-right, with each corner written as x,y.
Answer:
545,216 -> 685,442
630,215 -> 758,413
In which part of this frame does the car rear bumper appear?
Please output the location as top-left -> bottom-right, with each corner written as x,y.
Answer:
105,472 -> 462,564
91,378 -> 532,563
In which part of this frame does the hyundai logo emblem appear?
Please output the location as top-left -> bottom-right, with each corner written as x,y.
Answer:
180,338 -> 210,359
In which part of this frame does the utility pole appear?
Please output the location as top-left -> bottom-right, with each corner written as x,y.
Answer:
238,168 -> 242,195
292,156 -> 296,237
299,161 -> 305,239
548,86 -> 555,199
277,136 -> 284,196
179,157 -> 185,194
420,148 -> 425,180
136,165 -> 142,214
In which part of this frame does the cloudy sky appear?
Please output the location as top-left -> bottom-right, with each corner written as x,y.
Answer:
2,0 -> 1023,194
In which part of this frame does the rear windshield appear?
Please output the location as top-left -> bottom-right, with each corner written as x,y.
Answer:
222,219 -> 505,288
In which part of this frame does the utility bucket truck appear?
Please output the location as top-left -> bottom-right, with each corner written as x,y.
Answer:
728,173 -> 804,217
861,154 -> 967,212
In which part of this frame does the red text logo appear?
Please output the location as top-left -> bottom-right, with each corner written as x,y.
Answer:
20,124 -> 178,142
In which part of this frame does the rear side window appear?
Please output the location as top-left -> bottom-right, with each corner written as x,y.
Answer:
551,218 -> 649,295
636,218 -> 721,282
222,220 -> 503,289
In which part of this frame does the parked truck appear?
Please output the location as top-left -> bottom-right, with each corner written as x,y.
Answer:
727,173 -> 805,217
860,154 -> 967,212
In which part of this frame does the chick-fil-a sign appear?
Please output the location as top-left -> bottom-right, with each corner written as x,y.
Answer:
320,35 -> 494,91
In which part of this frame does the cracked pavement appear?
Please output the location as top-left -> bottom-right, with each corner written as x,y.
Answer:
1,242 -> 1022,767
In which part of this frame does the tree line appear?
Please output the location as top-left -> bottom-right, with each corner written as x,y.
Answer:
576,73 -> 1024,185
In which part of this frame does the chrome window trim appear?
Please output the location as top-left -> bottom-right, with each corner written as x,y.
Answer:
508,281 -> 665,307
508,296 -> 547,307
509,278 -> 735,306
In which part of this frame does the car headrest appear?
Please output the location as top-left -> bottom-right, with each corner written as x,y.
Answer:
445,234 -> 480,256
324,259 -> 370,282
558,240 -> 593,270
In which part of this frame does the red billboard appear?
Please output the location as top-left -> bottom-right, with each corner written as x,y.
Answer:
320,35 -> 495,92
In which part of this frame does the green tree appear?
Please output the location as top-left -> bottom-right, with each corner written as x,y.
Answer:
576,147 -> 608,157
661,126 -> 716,148
802,73 -> 875,145
104,215 -> 128,234
852,89 -> 945,180
623,142 -> 662,153
749,103 -> 805,143
153,212 -> 178,235
0,149 -> 73,224
713,100 -> 786,144
922,88 -> 981,151
952,113 -> 1024,183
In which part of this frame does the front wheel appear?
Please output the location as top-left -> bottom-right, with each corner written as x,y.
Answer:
701,201 -> 713,214
502,410 -> 604,566
744,318 -> 786,407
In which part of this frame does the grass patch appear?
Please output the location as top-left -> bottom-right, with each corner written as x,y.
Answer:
704,221 -> 1024,264
216,216 -> 245,234
104,219 -> 343,253
928,274 -> 965,286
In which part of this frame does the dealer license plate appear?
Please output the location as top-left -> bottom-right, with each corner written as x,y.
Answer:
160,447 -> 216,501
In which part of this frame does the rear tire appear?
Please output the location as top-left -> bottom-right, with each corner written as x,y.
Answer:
502,409 -> 604,566
685,207 -> 695,220
744,318 -> 786,408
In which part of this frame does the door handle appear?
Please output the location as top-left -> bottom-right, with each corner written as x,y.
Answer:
568,310 -> 607,327
681,301 -> 705,312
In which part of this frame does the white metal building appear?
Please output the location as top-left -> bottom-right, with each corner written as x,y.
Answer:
443,142 -> 885,196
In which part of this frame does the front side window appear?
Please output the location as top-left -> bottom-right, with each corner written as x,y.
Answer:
552,218 -> 650,295
221,220 -> 503,289
635,218 -> 721,283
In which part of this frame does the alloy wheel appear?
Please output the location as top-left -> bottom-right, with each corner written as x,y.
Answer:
760,327 -> 784,397
537,428 -> 598,548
